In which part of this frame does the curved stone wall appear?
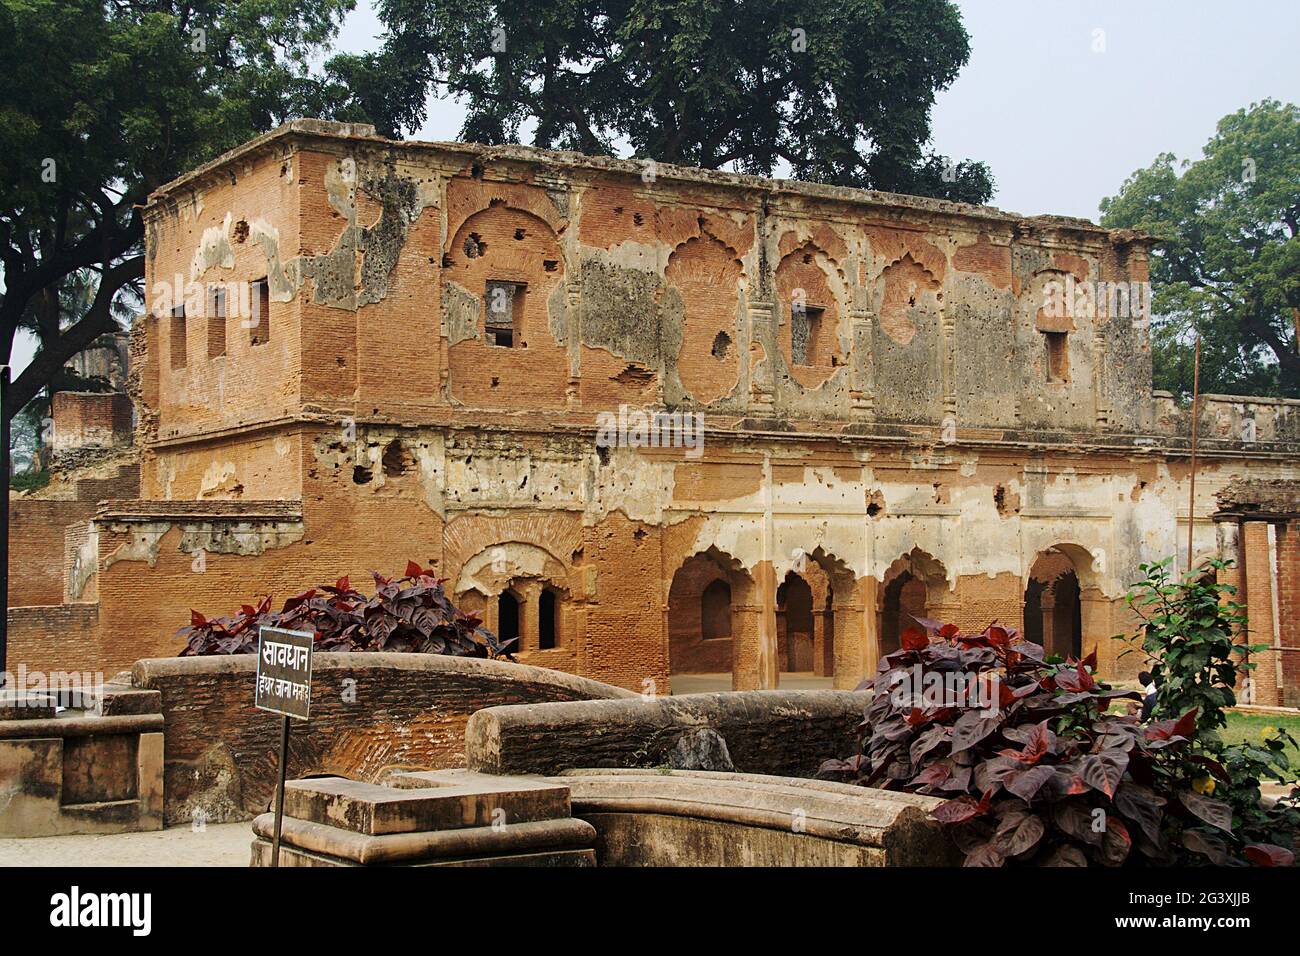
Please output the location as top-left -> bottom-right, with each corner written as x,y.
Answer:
465,689 -> 868,778
554,769 -> 958,866
130,653 -> 634,825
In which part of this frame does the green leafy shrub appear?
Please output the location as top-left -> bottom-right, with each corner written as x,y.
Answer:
1121,557 -> 1300,865
10,469 -> 50,493
178,561 -> 513,660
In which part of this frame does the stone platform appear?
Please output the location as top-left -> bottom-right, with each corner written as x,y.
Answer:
249,770 -> 596,866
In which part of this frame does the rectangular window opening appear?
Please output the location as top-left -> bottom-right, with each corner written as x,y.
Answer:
207,287 -> 227,358
485,280 -> 526,348
249,279 -> 270,347
1045,331 -> 1069,383
169,305 -> 187,370
792,304 -> 825,366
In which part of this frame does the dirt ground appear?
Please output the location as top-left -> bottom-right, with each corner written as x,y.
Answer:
0,822 -> 252,867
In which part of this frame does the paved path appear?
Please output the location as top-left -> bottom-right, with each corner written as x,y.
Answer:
0,822 -> 251,867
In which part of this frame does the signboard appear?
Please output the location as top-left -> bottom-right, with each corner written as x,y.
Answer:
255,626 -> 314,720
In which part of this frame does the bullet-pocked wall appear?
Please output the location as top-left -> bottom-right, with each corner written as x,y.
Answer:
11,120 -> 1299,701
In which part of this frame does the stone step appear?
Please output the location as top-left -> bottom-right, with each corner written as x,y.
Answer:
250,812 -> 595,865
282,770 -> 572,835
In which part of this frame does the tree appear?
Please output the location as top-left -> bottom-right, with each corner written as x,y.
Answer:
1100,100 -> 1300,400
329,0 -> 994,202
0,0 -> 357,426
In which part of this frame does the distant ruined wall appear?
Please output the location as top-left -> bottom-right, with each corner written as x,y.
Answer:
50,392 -> 133,457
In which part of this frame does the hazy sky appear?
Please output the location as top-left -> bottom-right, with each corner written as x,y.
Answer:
11,0 -> 1298,374
333,0 -> 1300,219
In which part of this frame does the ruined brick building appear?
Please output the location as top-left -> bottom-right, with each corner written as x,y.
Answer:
8,120 -> 1299,702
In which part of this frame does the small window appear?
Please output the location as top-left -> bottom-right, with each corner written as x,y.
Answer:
207,286 -> 227,358
170,304 -> 187,369
1045,331 -> 1069,382
497,590 -> 522,653
539,588 -> 559,649
485,280 -> 525,348
250,279 -> 270,346
711,331 -> 732,360
792,303 -> 824,366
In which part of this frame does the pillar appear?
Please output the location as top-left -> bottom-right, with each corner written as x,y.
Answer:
756,563 -> 778,689
860,577 -> 880,680
514,580 -> 543,655
1243,521 -> 1280,706
831,589 -> 865,691
731,602 -> 763,691
1078,589 -> 1112,669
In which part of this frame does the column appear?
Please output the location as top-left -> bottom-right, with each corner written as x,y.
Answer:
747,300 -> 777,417
831,589 -> 866,690
515,579 -> 544,655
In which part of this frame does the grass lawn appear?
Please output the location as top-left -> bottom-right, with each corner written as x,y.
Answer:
1221,711 -> 1300,782
1100,703 -> 1300,782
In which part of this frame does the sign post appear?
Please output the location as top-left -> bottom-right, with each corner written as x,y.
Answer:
254,625 -> 313,867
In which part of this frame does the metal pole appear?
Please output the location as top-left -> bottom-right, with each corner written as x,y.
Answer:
270,714 -> 290,867
1,365 -> 9,688
1186,336 -> 1201,573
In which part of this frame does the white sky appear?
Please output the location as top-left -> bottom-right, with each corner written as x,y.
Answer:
12,0 -> 1297,375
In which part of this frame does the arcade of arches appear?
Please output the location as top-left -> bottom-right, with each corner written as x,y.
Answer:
665,543 -> 1114,691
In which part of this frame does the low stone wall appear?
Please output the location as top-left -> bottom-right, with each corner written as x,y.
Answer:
131,653 -> 635,825
555,769 -> 957,866
0,690 -> 163,838
465,690 -> 868,777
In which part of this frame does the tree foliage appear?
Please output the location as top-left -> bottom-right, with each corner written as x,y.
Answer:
0,0 -> 356,422
1123,558 -> 1300,861
330,0 -> 994,201
1100,100 -> 1300,399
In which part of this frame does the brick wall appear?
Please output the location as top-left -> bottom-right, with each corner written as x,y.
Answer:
6,604 -> 102,677
8,500 -> 98,606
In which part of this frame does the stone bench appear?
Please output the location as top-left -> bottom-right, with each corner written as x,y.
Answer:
247,766 -> 956,867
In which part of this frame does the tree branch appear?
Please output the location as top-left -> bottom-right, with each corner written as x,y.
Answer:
5,255 -> 144,420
